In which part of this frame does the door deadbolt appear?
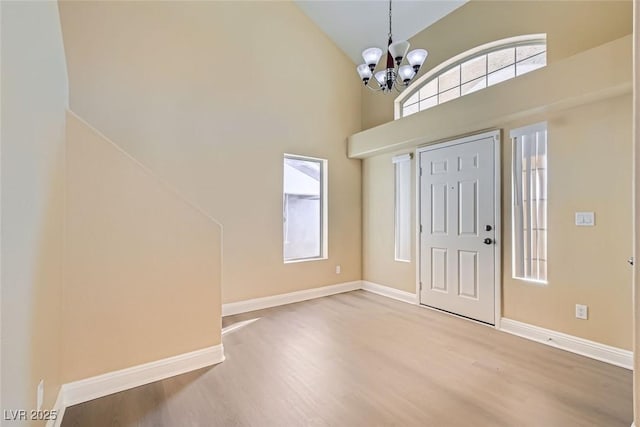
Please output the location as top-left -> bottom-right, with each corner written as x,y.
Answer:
485,225 -> 492,231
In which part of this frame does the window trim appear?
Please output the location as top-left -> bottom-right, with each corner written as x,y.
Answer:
394,34 -> 547,120
283,153 -> 328,264
510,122 -> 548,285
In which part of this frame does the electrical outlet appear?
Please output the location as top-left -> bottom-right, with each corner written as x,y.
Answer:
37,380 -> 44,411
575,212 -> 595,226
335,265 -> 341,274
575,304 -> 588,320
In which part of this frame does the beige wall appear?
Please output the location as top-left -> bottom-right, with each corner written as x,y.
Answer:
63,113 -> 222,381
363,153 -> 416,293
360,35 -> 633,349
1,1 -> 68,420
633,0 -> 638,422
58,0 -> 363,304
500,96 -> 632,349
362,0 -> 633,129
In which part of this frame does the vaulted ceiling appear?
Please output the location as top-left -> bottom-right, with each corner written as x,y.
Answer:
294,1 -> 467,64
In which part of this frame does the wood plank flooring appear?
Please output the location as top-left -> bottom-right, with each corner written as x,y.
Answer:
61,290 -> 633,427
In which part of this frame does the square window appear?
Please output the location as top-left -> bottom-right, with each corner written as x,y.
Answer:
516,44 -> 546,62
419,95 -> 438,111
438,86 -> 460,104
461,55 -> 486,84
438,65 -> 460,92
419,78 -> 438,100
488,64 -> 515,86
403,102 -> 419,117
488,48 -> 515,73
516,52 -> 546,76
461,76 -> 487,95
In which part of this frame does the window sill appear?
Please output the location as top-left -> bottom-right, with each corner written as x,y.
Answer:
513,276 -> 548,286
284,256 -> 328,264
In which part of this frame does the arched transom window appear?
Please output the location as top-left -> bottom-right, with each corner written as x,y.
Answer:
395,35 -> 547,119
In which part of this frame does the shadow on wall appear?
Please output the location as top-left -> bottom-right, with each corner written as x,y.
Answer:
30,133 -> 66,411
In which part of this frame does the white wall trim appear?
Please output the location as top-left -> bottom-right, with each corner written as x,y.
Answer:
361,281 -> 418,305
222,281 -> 362,316
500,318 -> 633,370
47,344 -> 225,427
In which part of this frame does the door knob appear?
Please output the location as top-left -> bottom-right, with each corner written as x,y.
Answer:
483,238 -> 493,245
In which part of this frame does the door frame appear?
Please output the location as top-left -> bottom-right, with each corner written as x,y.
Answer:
415,129 -> 502,329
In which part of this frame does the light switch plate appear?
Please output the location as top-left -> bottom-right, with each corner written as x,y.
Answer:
575,304 -> 588,320
575,212 -> 595,226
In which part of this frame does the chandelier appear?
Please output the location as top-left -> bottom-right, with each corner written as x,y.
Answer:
355,0 -> 428,93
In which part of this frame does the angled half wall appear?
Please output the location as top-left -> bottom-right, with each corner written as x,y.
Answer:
63,112 -> 223,383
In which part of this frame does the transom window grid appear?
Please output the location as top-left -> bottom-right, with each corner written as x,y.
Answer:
401,42 -> 546,118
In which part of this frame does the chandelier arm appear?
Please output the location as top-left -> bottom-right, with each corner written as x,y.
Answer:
364,79 -> 383,92
395,72 -> 407,90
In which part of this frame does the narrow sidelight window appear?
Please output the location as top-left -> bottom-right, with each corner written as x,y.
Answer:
511,122 -> 548,283
283,154 -> 328,262
393,153 -> 412,262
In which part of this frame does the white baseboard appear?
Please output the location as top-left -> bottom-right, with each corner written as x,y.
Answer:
500,318 -> 633,370
47,387 -> 66,427
361,281 -> 418,305
222,318 -> 260,336
47,344 -> 225,427
222,281 -> 362,316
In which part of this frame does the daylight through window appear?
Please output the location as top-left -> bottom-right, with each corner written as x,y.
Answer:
398,36 -> 546,119
283,155 -> 327,262
394,153 -> 412,262
511,122 -> 548,283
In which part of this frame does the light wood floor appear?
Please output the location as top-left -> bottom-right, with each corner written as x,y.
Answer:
61,291 -> 633,427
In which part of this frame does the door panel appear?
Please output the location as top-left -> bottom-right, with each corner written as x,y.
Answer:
419,134 -> 497,324
431,248 -> 448,292
431,184 -> 448,234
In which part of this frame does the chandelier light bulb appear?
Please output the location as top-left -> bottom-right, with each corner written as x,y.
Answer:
398,65 -> 416,83
362,47 -> 383,69
357,64 -> 373,82
388,40 -> 410,65
407,49 -> 428,71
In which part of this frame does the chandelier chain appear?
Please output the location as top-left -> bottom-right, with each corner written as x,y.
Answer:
355,0 -> 427,93
388,0 -> 392,39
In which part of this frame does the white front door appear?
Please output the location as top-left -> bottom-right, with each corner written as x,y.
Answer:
419,132 -> 499,324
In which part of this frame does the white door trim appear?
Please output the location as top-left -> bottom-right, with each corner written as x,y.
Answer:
415,129 -> 502,327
